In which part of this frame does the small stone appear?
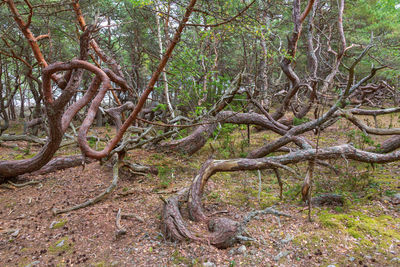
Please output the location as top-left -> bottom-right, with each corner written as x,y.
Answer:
349,257 -> 355,262
274,250 -> 291,261
237,245 -> 246,254
327,265 -> 337,267
50,221 -> 57,229
202,261 -> 216,267
11,229 -> 20,237
56,240 -> 65,247
281,234 -> 293,244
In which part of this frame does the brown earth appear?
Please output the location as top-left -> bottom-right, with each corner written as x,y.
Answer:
1,119 -> 400,266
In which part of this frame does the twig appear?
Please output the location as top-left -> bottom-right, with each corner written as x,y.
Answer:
235,207 -> 291,240
208,210 -> 229,217
52,154 -> 121,215
121,213 -> 145,223
274,169 -> 283,200
8,180 -> 40,187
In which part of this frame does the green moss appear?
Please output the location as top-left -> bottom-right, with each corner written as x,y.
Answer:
5,201 -> 16,208
170,250 -> 194,265
51,219 -> 67,229
122,187 -> 130,192
293,117 -> 311,126
92,261 -> 119,267
151,153 -> 164,160
257,192 -> 280,208
227,191 -> 249,206
49,237 -> 73,254
207,191 -> 222,202
20,247 -> 29,253
318,210 -> 400,251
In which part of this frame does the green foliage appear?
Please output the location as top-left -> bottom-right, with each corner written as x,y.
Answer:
340,170 -> 377,192
293,117 -> 311,126
105,122 -> 111,133
88,137 -> 97,148
346,130 -> 375,149
284,183 -> 302,200
213,123 -> 239,158
157,166 -> 173,189
345,0 -> 400,81
126,0 -> 153,8
152,103 -> 167,112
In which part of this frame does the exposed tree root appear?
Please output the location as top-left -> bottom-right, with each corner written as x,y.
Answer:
121,161 -> 158,176
162,185 -> 290,248
162,144 -> 400,248
19,155 -> 94,178
52,155 -> 121,215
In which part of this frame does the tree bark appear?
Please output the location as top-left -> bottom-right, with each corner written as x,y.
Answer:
159,111 -> 284,155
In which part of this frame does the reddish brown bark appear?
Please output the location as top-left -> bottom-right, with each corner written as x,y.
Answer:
77,0 -> 198,159
0,62 -> 83,180
19,155 -> 94,177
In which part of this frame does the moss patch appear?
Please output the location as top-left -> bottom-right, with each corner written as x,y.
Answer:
50,219 -> 67,229
318,210 -> 400,251
48,237 -> 73,254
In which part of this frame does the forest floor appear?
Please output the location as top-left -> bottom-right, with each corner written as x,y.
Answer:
0,114 -> 400,267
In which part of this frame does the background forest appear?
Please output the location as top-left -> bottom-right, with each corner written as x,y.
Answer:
0,0 -> 400,266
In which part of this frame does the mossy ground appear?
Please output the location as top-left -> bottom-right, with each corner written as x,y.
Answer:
1,114 -> 399,266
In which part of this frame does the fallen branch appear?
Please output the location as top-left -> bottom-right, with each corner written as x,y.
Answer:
121,213 -> 145,223
0,134 -> 46,145
8,180 -> 40,188
115,208 -> 127,237
122,161 -> 158,175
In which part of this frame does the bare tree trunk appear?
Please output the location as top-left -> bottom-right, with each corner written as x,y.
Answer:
156,3 -> 175,118
19,86 -> 25,119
